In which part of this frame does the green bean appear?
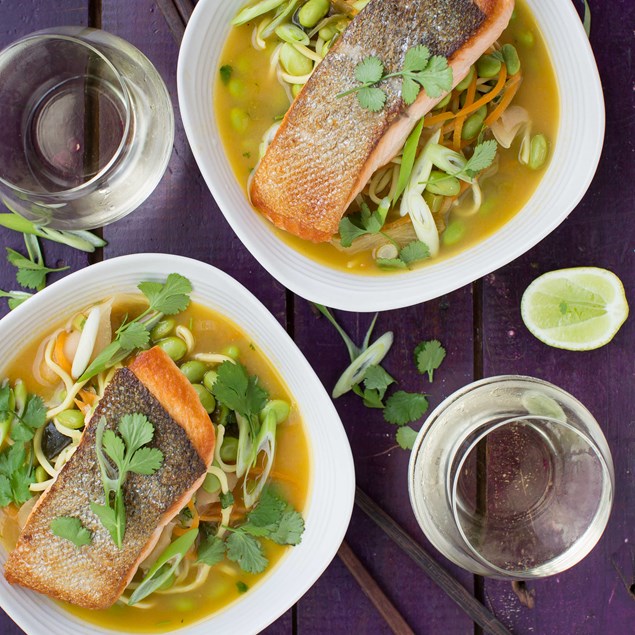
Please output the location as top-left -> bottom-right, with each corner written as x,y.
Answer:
156,336 -> 187,362
528,134 -> 548,170
193,384 -> 216,413
35,466 -> 49,483
275,24 -> 310,45
476,54 -> 502,79
426,170 -> 461,197
517,30 -> 535,48
150,318 -> 175,342
433,92 -> 452,111
461,105 -> 487,140
57,409 -> 85,430
203,370 -> 218,392
220,436 -> 239,463
298,0 -> 330,28
442,220 -> 467,246
222,345 -> 240,360
179,360 -> 208,384
202,472 -> 221,494
230,108 -> 250,134
455,66 -> 475,92
228,78 -> 247,100
261,399 -> 290,424
279,43 -> 313,76
501,43 -> 521,75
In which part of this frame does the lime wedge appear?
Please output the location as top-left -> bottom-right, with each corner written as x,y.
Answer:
520,267 -> 629,350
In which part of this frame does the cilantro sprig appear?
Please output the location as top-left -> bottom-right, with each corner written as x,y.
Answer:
337,45 -> 453,112
79,273 -> 192,382
6,246 -> 69,292
51,516 -> 92,548
0,382 -> 46,443
91,414 -> 164,548
0,443 -> 36,507
415,340 -> 446,381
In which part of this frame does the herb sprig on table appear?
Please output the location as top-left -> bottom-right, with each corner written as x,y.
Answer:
337,45 -> 453,112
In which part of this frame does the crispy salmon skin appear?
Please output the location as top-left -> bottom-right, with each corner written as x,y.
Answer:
250,0 -> 514,242
4,347 -> 214,610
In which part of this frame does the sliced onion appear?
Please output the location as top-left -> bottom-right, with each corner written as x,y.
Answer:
71,306 -> 101,379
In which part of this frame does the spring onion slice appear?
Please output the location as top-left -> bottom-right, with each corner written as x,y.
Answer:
261,0 -> 300,38
128,528 -> 199,605
314,304 -> 360,362
231,0 -> 286,26
332,331 -> 393,398
235,413 -> 255,479
393,119 -> 425,204
243,411 -> 277,508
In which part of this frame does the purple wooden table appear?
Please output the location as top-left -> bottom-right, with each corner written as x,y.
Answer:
0,1 -> 633,633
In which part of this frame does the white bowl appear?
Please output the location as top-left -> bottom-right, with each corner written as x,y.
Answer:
178,0 -> 604,312
0,254 -> 355,634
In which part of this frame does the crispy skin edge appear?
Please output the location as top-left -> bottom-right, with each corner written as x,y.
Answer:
128,346 -> 215,465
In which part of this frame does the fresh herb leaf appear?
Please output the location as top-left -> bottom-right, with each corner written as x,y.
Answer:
226,531 -> 268,574
401,76 -> 421,108
267,509 -> 305,546
461,140 -> 498,178
220,64 -> 233,85
396,425 -> 418,450
236,581 -> 249,594
51,516 -> 92,547
338,216 -> 370,248
403,45 -> 431,72
197,535 -> 227,567
245,487 -> 287,528
138,273 -> 193,316
355,56 -> 384,84
0,443 -> 34,506
6,247 -> 69,291
384,391 -> 429,425
338,200 -> 390,248
363,365 -> 395,399
117,322 -> 150,351
376,257 -> 408,270
0,289 -> 32,310
414,340 -> 446,382
220,490 -> 235,509
212,361 -> 269,422
413,54 -> 453,99
400,240 -> 430,265
357,86 -> 386,112
10,394 -> 46,442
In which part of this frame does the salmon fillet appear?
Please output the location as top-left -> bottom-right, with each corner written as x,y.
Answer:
4,347 -> 214,609
250,0 -> 514,242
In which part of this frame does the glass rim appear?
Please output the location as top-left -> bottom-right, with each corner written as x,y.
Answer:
448,413 -> 614,579
0,31 -> 132,198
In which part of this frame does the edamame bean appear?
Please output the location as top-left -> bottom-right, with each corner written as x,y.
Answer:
35,466 -> 49,483
433,92 -> 452,111
476,54 -> 502,79
426,171 -> 461,197
202,472 -> 221,494
501,43 -> 521,75
318,24 -> 337,40
179,360 -> 208,384
57,409 -> 85,430
222,345 -> 240,360
193,384 -> 216,413
228,78 -> 247,100
292,84 -> 303,98
517,30 -> 535,48
461,105 -> 487,140
203,370 -> 218,392
220,436 -> 239,462
298,0 -> 330,28
279,43 -> 313,76
528,134 -> 548,170
230,108 -> 250,134
455,66 -> 475,92
157,336 -> 188,362
261,399 -> 290,424
150,318 -> 175,342
442,220 -> 467,246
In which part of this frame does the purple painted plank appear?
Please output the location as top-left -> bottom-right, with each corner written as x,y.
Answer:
480,0 -> 635,631
293,292 -> 477,633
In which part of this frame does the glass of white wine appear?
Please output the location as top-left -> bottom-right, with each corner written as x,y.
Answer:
408,376 -> 614,579
0,27 -> 174,229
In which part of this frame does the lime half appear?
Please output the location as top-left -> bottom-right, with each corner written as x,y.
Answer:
521,267 -> 629,350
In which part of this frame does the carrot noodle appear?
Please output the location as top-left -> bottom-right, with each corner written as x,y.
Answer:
187,499 -> 200,530
453,71 -> 478,150
484,73 -> 522,128
54,332 -> 72,375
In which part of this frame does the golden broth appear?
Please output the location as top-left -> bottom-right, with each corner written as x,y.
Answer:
2,300 -> 311,633
214,0 -> 559,273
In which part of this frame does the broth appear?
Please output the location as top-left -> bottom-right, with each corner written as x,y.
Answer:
215,0 -> 559,273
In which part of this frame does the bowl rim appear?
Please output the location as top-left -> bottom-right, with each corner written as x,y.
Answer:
177,0 -> 605,312
0,253 -> 355,635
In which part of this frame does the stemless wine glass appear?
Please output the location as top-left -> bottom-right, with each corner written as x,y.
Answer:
0,27 -> 174,230
408,376 -> 614,579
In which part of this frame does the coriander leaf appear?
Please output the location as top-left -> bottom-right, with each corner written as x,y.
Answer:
220,490 -> 235,509
338,216 -> 369,248
118,413 -> 154,456
462,140 -> 497,178
213,361 -> 269,419
10,422 -> 36,443
268,509 -> 305,546
79,340 -> 123,382
0,443 -> 38,505
226,531 -> 268,574
363,365 -> 395,397
103,430 -> 126,466
118,322 -> 150,351
0,475 -> 11,507
10,467 -> 34,505
396,425 -> 418,450
51,516 -> 92,547
401,76 -> 420,106
376,258 -> 407,270
0,384 -> 11,411
197,535 -> 226,567
400,240 -> 430,266
402,45 -> 431,72
6,247 -> 69,291
414,55 -> 453,98
384,391 -> 429,425
357,86 -> 386,112
127,446 -> 164,475
11,394 -> 47,442
90,502 -> 119,539
219,65 -> 233,85
361,388 -> 385,409
246,488 -> 286,528
15,268 -> 47,291
414,340 -> 446,382
138,273 -> 192,316
355,56 -> 384,84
